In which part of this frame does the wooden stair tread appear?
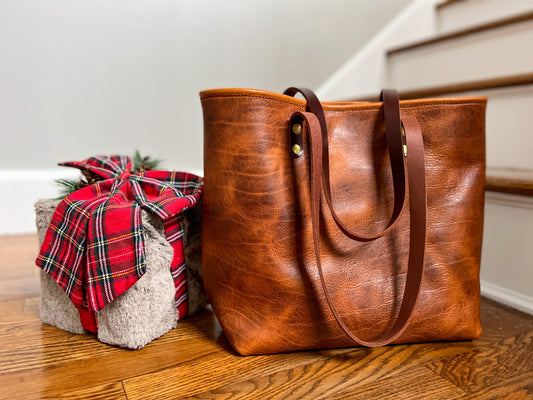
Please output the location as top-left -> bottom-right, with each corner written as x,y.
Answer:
486,168 -> 533,197
387,11 -> 533,55
351,72 -> 533,101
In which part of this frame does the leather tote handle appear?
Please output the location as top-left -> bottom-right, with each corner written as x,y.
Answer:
285,87 -> 406,241
288,99 -> 426,346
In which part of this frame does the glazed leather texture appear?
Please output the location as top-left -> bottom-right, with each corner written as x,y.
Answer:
200,89 -> 487,356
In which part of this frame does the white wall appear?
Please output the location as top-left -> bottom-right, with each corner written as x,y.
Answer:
0,0 -> 411,233
0,0 -> 410,172
317,0 -> 441,99
481,193 -> 533,315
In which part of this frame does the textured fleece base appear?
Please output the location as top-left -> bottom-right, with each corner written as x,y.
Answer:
35,199 -> 206,349
181,200 -> 209,317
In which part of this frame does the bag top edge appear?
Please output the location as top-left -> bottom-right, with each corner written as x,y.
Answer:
199,88 -> 487,109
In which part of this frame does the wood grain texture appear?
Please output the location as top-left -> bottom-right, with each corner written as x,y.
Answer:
0,276 -> 40,300
461,371 -> 533,400
0,235 -> 40,301
188,357 -> 465,400
328,366 -> 465,400
36,382 -> 127,400
428,330 -> 533,393
0,314 -> 225,399
0,234 -> 39,280
476,297 -> 533,345
1,234 -> 533,400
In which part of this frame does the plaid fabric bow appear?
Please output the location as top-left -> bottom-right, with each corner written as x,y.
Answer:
36,155 -> 203,323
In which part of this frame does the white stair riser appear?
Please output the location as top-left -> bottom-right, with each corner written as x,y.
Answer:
387,20 -> 533,91
485,85 -> 533,169
447,85 -> 533,170
0,169 -> 78,235
481,192 -> 533,312
437,0 -> 533,34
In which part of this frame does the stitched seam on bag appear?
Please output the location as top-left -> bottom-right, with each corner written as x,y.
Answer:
200,94 -> 307,108
200,94 -> 486,110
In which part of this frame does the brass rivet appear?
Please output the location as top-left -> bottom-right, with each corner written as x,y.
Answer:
403,144 -> 408,157
292,144 -> 302,155
292,123 -> 302,135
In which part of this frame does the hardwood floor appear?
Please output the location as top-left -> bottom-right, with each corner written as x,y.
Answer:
1,234 -> 532,399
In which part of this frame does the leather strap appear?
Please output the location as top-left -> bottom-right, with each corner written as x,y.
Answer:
284,88 -> 407,241
289,109 -> 426,347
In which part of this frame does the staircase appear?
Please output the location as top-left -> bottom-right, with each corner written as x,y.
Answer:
332,0 -> 533,314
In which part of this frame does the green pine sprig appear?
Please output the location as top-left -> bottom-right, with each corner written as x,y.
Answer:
132,150 -> 163,173
54,178 -> 81,200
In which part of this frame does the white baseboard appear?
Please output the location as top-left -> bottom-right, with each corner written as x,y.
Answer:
0,169 -> 79,235
481,280 -> 533,315
0,168 -> 203,235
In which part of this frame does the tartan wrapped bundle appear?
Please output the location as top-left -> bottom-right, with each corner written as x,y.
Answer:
35,155 -> 205,348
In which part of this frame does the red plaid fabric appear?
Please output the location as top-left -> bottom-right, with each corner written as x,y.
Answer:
36,155 -> 203,322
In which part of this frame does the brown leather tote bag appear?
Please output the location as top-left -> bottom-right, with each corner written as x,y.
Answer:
200,87 -> 486,356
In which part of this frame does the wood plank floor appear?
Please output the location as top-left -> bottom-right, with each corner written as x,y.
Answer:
1,234 -> 532,399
